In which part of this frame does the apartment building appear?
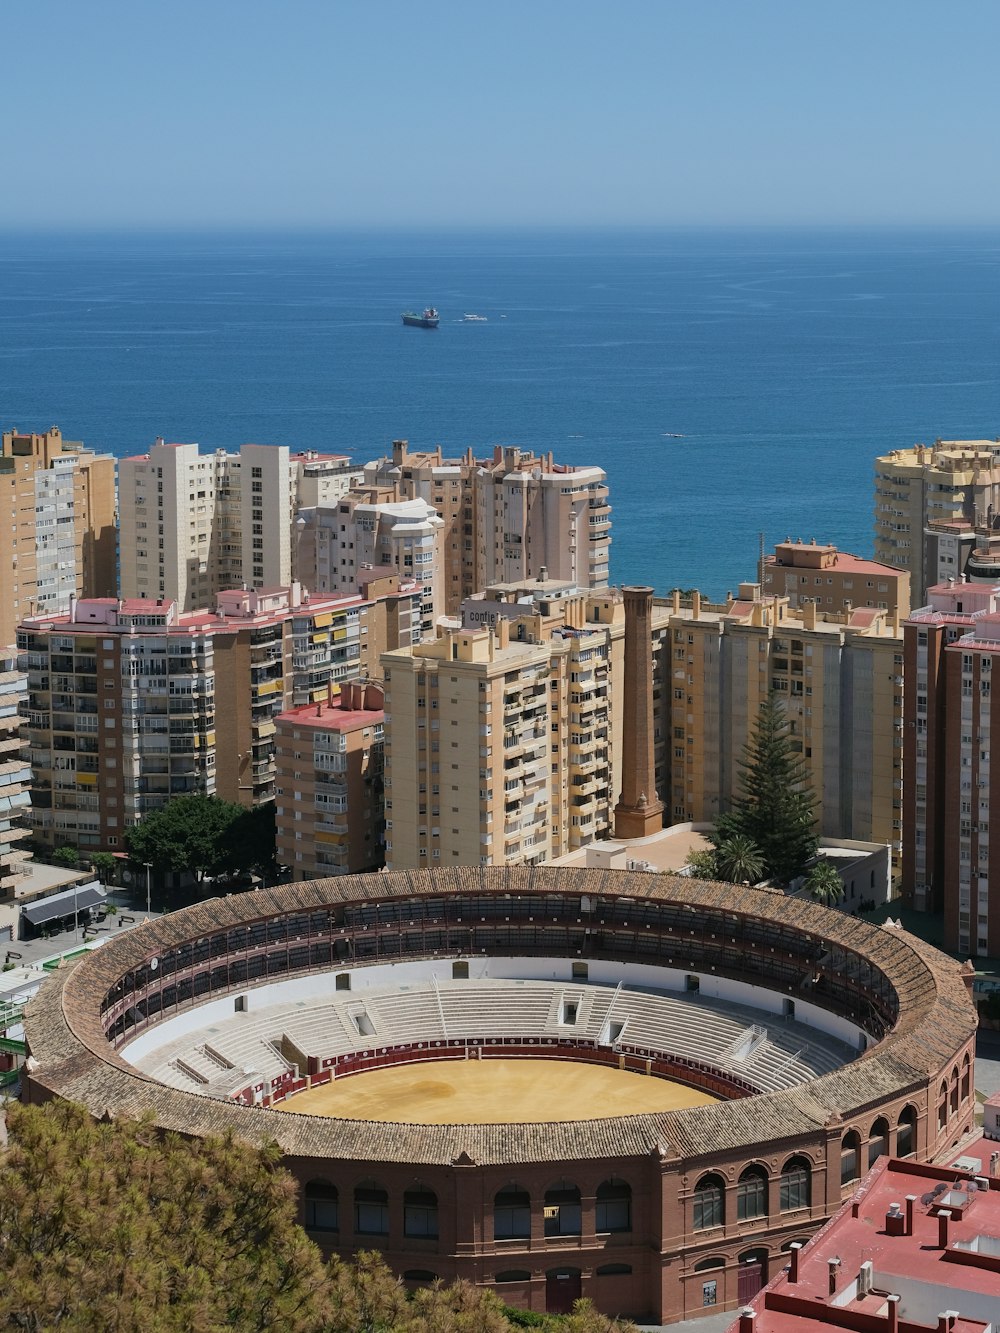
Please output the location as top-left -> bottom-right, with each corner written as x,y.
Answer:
275,681 -> 385,880
381,583 -> 670,870
0,647 -> 31,903
119,440 -> 363,611
0,427 -> 116,646
294,490 -> 446,636
363,440 -> 611,614
902,578 -> 1000,957
18,578 -> 419,852
874,438 -> 1000,605
664,578 -> 904,852
762,539 -> 910,618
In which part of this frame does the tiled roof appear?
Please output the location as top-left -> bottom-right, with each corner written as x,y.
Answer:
24,868 -> 977,1167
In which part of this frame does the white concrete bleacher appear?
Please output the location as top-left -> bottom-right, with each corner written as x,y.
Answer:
135,976 -> 854,1100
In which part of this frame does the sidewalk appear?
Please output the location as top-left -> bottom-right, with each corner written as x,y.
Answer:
5,909 -> 161,971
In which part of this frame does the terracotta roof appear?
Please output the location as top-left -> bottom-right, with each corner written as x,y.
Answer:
23,868 -> 977,1167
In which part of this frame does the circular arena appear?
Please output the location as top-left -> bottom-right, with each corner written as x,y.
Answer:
23,868 -> 978,1323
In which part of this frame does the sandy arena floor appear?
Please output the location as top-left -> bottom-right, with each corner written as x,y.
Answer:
276,1057 -> 719,1124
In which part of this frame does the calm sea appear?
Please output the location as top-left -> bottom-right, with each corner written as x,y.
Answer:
1,227 -> 998,598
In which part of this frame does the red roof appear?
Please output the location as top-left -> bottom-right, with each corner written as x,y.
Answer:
732,1155 -> 1000,1333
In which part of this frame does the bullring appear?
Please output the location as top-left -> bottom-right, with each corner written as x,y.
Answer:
23,866 -> 978,1322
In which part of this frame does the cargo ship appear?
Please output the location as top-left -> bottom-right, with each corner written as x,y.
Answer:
401,308 -> 439,328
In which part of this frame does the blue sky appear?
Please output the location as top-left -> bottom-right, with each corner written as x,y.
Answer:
4,0 -> 999,228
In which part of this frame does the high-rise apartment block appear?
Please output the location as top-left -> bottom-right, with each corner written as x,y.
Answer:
18,578 -> 419,852
295,490 -> 445,637
664,572 -> 905,852
902,578 -> 1000,957
119,440 -> 363,612
0,427 -> 116,646
0,647 -> 31,902
275,681 -> 385,880
364,440 -> 611,614
381,583 -> 669,870
875,438 -> 1000,606
762,539 -> 910,619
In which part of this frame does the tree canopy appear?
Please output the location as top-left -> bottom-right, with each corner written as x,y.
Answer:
712,692 -> 818,886
803,858 -> 843,907
124,795 -> 276,883
0,1103 -> 639,1333
0,1100 -> 330,1332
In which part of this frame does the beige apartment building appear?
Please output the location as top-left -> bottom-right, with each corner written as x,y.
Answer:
874,438 -> 1000,606
762,539 -> 910,619
275,681 -> 385,880
0,428 -> 116,647
381,583 -> 670,870
664,577 -> 904,852
119,440 -> 363,612
17,578 -> 419,852
364,440 -> 611,614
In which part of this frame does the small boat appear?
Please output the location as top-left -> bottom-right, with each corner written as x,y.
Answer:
402,308 -> 439,329
463,313 -> 487,322
662,432 -> 685,439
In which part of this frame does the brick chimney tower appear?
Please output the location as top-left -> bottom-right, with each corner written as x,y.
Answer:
615,586 -> 664,840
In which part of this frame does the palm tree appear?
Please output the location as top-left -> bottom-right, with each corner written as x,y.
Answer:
715,834 -> 766,885
803,859 -> 843,907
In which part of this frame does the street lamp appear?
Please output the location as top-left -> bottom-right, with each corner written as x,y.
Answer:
143,862 -> 152,917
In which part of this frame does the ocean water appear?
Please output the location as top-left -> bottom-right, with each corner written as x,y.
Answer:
1,226 -> 998,598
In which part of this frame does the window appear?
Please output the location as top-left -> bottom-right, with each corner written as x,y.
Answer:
304,1180 -> 338,1232
779,1157 -> 811,1212
868,1117 -> 889,1167
737,1166 -> 768,1220
404,1186 -> 438,1238
693,1174 -> 725,1230
354,1180 -> 389,1235
494,1185 -> 530,1239
840,1130 -> 861,1185
595,1179 -> 631,1233
495,1271 -> 531,1284
544,1182 -> 581,1236
897,1106 -> 916,1159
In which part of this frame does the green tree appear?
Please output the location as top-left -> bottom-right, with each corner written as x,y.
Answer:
90,850 -> 117,884
125,795 -> 256,882
803,858 -> 843,907
724,693 -> 818,886
52,845 -> 80,869
715,834 -> 766,885
222,801 -> 279,880
684,848 -> 718,880
0,1100 -> 331,1332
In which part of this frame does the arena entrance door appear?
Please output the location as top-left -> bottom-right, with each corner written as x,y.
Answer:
737,1249 -> 768,1303
546,1268 -> 582,1314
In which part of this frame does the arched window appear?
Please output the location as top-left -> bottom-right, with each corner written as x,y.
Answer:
544,1181 -> 582,1237
404,1185 -> 438,1239
779,1157 -> 811,1212
950,1066 -> 960,1114
354,1179 -> 389,1235
897,1105 -> 917,1158
304,1179 -> 338,1232
868,1117 -> 890,1168
737,1166 -> 768,1221
595,1179 -> 631,1233
961,1054 -> 971,1102
597,1263 -> 633,1276
494,1185 -> 531,1240
495,1271 -> 531,1284
840,1130 -> 861,1186
938,1080 -> 948,1130
693,1173 -> 725,1230
694,1257 -> 725,1271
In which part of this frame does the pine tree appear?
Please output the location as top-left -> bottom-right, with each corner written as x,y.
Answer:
729,692 -> 818,886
